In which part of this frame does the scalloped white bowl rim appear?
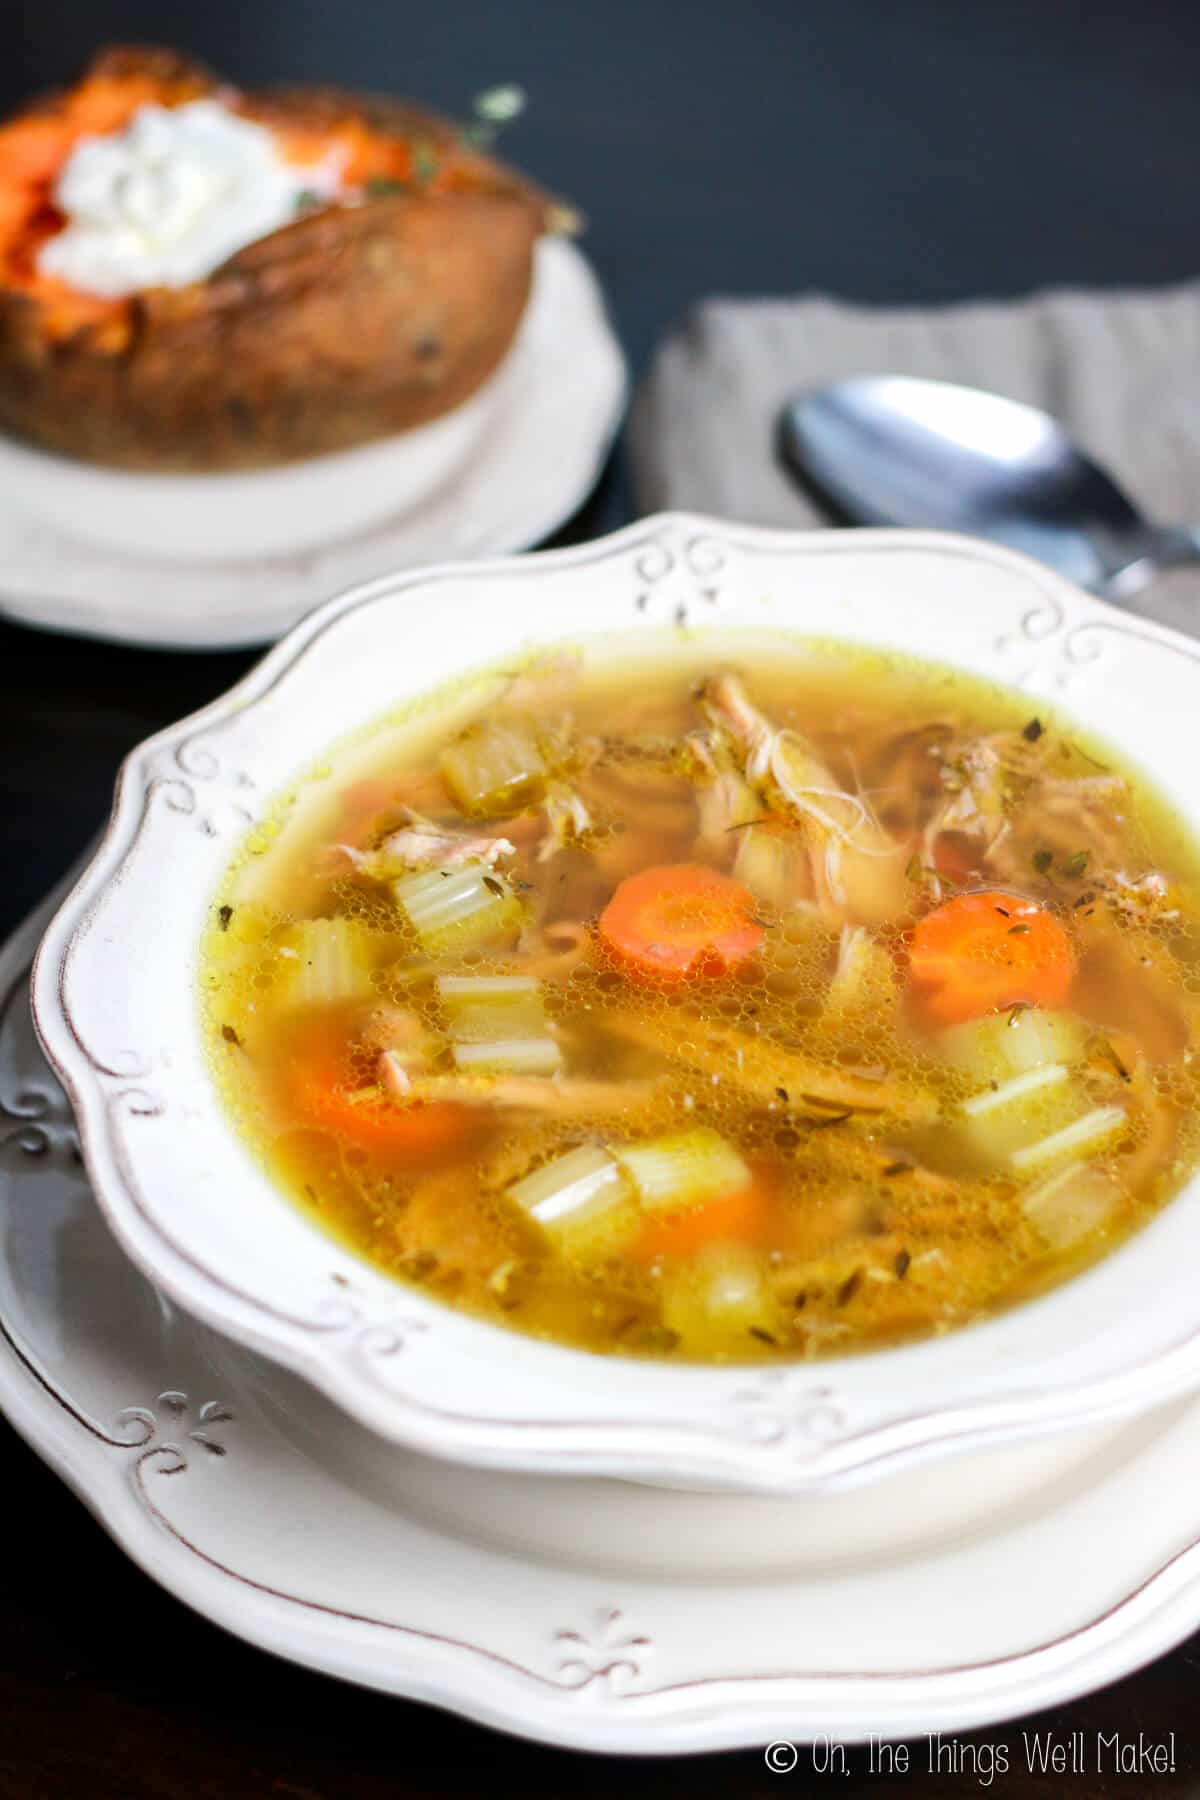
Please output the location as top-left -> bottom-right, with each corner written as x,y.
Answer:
30,512 -> 1200,1494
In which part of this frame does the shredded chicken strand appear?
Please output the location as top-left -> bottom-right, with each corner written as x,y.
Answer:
403,1072 -> 668,1118
537,782 -> 594,862
332,807 -> 516,877
702,673 -> 911,925
596,1004 -> 936,1122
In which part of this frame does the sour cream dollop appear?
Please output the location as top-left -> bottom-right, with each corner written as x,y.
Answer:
37,99 -> 344,298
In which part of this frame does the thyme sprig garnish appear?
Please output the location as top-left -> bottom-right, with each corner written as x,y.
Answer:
1032,846 -> 1091,880
460,84 -> 527,152
907,854 -> 961,892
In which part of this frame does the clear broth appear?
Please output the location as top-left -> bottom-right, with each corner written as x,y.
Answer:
201,636 -> 1200,1362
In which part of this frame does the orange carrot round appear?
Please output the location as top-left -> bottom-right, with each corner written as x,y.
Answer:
288,1026 -> 473,1161
636,1180 -> 768,1262
598,863 -> 765,984
908,889 -> 1076,1026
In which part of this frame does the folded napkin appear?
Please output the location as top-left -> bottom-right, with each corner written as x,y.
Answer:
629,280 -> 1200,631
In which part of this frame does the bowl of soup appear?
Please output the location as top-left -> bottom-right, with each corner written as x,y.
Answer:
31,515 -> 1200,1495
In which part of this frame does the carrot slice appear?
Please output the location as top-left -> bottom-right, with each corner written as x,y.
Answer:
287,1023 -> 473,1161
598,863 -> 765,984
636,1180 -> 769,1261
908,889 -> 1076,1027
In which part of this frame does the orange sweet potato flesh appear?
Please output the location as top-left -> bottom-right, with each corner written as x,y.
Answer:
0,47 -> 571,469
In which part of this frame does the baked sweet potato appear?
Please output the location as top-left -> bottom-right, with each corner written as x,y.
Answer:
0,47 -> 573,469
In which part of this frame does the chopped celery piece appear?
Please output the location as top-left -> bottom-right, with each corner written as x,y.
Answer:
660,1243 -> 779,1350
509,1144 -> 621,1223
453,1037 -> 563,1075
393,865 -> 523,955
508,1144 -> 639,1257
937,1008 -> 1087,1082
279,917 -> 377,1008
1023,1165 -> 1120,1250
957,1064 -> 1079,1166
960,1063 -> 1070,1118
440,721 -> 545,816
1011,1106 -> 1127,1175
613,1127 -> 751,1215
440,972 -> 559,1075
436,973 -> 546,1041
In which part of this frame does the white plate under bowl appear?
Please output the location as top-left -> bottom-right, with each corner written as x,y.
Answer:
5,880 -> 1200,1752
0,237 -> 625,648
0,328 -> 507,562
30,515 -> 1200,1498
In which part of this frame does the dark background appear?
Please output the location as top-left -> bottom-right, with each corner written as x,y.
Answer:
3,2 -> 1200,1793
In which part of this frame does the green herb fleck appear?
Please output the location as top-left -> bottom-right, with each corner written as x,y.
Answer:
1033,848 -> 1054,875
366,175 -> 406,198
217,904 -> 233,931
1023,717 -> 1045,743
1076,744 -> 1110,771
474,83 -> 527,123
1064,850 -> 1091,879
837,1269 -> 863,1306
482,874 -> 505,897
1006,1001 -> 1032,1027
1008,923 -> 1031,936
894,1249 -> 911,1278
883,1160 -> 912,1178
411,139 -> 438,186
748,1325 -> 778,1346
221,1024 -> 241,1046
460,84 -> 527,153
293,188 -> 321,214
907,854 -> 957,890
403,1250 -> 439,1281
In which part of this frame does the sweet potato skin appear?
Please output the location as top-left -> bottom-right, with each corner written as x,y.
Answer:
0,58 -> 560,469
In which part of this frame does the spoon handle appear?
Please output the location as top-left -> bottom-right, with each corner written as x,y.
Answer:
1098,525 -> 1200,601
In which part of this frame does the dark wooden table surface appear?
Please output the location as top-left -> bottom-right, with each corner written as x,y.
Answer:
3,2 -> 1200,1792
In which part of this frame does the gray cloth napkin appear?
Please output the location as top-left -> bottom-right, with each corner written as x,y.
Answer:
629,281 -> 1200,631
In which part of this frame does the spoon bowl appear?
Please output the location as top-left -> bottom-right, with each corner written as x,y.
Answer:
780,374 -> 1200,598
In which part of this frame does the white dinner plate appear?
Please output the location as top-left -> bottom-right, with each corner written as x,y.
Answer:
0,239 -> 626,650
5,878 -> 1200,1754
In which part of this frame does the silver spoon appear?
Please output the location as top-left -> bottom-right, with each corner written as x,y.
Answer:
779,374 -> 1200,600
